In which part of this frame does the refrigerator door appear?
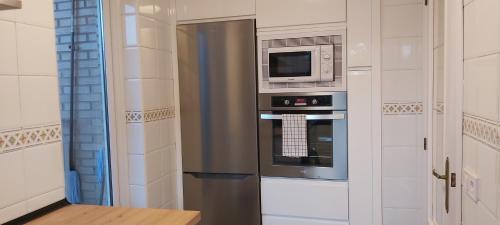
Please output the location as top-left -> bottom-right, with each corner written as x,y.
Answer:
176,20 -> 258,174
183,173 -> 261,225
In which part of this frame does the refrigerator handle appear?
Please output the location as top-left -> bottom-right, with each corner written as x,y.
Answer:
185,172 -> 254,180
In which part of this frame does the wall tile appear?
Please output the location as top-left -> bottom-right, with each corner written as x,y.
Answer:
383,0 -> 423,6
382,37 -> 422,71
382,115 -> 417,146
121,0 -> 137,14
144,120 -> 162,152
477,143 -> 498,214
383,178 -> 420,209
23,143 -> 64,199
0,21 -> 18,75
19,76 -> 61,127
382,4 -> 422,38
138,0 -> 156,18
157,23 -> 172,51
155,0 -> 171,23
0,151 -> 26,209
147,179 -> 162,208
129,185 -> 147,208
122,14 -> 158,48
497,152 -> 500,218
383,147 -> 417,178
464,54 -> 500,121
168,144 -> 177,172
125,79 -> 162,111
124,47 -> 158,78
383,208 -> 422,225
158,51 -> 173,80
137,16 -> 157,48
161,176 -> 172,206
382,70 -> 421,102
127,123 -> 146,154
463,136 -> 478,172
123,15 -> 138,46
145,149 -> 162,183
0,76 -> 21,131
16,0 -> 55,28
16,24 -> 57,76
464,0 -> 500,59
166,119 -> 176,145
128,154 -> 146,185
158,119 -> 170,148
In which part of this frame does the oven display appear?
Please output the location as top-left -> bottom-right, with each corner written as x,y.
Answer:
295,98 -> 306,106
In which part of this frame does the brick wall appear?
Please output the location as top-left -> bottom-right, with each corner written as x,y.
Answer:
53,0 -> 108,204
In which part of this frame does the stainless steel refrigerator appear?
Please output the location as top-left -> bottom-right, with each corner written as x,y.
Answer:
176,20 -> 260,225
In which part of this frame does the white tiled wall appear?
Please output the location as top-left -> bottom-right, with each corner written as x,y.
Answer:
381,1 -> 426,224
0,0 -> 65,223
120,0 -> 178,209
463,0 -> 500,224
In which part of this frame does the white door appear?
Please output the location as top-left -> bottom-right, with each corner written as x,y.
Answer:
429,0 -> 462,224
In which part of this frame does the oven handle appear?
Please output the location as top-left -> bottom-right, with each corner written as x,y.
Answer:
260,113 -> 345,120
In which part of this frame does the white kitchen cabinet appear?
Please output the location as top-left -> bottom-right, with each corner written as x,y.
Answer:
175,0 -> 255,23
347,69 -> 374,225
263,215 -> 349,225
261,177 -> 349,221
256,0 -> 346,28
347,0 -> 372,67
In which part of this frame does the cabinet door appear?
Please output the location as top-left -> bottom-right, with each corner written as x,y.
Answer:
347,0 -> 372,67
176,0 -> 255,22
256,0 -> 346,28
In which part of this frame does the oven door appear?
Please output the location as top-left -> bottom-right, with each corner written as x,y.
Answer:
268,46 -> 321,83
259,110 -> 347,180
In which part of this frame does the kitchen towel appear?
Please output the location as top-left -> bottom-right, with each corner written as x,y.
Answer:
282,114 -> 308,157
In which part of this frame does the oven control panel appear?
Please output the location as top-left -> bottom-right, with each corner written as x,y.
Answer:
271,95 -> 332,107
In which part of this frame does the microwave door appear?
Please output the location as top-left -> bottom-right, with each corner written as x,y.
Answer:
268,46 -> 321,83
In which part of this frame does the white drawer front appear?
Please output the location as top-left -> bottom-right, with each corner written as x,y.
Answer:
263,215 -> 349,225
261,177 -> 349,221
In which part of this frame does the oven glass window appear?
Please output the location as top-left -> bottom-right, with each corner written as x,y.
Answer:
269,51 -> 312,77
271,111 -> 333,167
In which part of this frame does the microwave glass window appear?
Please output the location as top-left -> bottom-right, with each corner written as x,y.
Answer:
269,51 -> 312,77
271,111 -> 334,168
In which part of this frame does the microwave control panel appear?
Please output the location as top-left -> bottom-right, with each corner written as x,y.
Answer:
320,45 -> 334,82
271,95 -> 332,107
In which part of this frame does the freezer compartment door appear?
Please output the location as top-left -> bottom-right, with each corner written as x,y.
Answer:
183,173 -> 261,225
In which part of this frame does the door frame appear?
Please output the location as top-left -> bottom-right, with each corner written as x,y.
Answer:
425,0 -> 464,224
101,0 -> 131,206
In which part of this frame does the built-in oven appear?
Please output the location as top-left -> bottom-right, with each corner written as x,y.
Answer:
258,92 -> 347,180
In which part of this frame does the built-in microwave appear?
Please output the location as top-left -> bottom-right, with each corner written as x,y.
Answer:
268,45 -> 334,83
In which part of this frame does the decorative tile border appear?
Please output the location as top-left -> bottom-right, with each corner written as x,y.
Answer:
126,107 -> 176,123
0,124 -> 62,154
463,114 -> 500,150
383,102 -> 423,115
434,102 -> 445,114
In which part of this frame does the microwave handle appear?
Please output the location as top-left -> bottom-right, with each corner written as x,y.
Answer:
260,113 -> 345,120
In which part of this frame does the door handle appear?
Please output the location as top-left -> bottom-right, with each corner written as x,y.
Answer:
433,157 -> 450,213
432,169 -> 448,180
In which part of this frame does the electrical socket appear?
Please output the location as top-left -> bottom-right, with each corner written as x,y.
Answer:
463,168 -> 479,203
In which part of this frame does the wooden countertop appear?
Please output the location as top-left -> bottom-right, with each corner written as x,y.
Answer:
26,205 -> 200,225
